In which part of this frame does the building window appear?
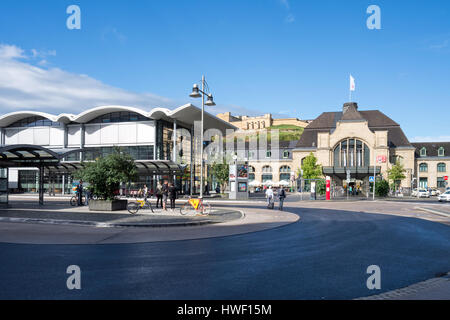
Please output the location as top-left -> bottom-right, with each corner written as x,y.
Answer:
419,177 -> 428,189
266,151 -> 272,158
88,111 -> 149,124
8,116 -> 61,128
437,177 -> 446,188
333,138 -> 370,167
437,163 -> 446,172
248,166 -> 255,181
438,147 -> 445,157
420,147 -> 427,157
279,166 -> 291,181
419,163 -> 428,172
262,166 -> 273,182
283,150 -> 290,159
249,151 -> 255,159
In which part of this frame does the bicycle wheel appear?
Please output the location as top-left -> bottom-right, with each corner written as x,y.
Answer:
198,203 -> 211,216
127,202 -> 140,214
70,196 -> 77,206
180,202 -> 195,215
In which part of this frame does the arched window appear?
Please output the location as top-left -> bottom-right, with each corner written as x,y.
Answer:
419,163 -> 428,172
333,139 -> 370,167
420,147 -> 427,157
248,166 -> 255,181
8,116 -> 60,128
262,166 -> 273,182
437,163 -> 446,172
283,150 -> 290,158
280,166 -> 291,181
88,111 -> 149,124
438,147 -> 445,157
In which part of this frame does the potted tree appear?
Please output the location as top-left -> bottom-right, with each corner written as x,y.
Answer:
74,148 -> 137,211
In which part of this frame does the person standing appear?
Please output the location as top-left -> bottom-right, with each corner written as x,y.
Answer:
278,187 -> 286,211
76,180 -> 84,206
162,180 -> 169,211
155,182 -> 163,208
168,182 -> 177,211
142,184 -> 148,199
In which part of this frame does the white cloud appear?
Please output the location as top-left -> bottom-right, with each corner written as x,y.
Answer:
411,136 -> 450,142
279,0 -> 290,10
285,13 -> 295,23
0,44 -> 174,114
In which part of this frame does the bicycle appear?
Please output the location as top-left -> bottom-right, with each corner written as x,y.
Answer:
179,197 -> 211,216
70,194 -> 86,206
127,197 -> 154,214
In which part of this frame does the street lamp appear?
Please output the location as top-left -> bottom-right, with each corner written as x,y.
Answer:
189,75 -> 216,198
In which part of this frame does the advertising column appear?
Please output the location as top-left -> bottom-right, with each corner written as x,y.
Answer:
326,176 -> 331,200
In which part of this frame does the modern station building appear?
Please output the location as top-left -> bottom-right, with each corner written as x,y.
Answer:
0,104 -> 236,201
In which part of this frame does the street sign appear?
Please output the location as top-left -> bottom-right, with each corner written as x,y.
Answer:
445,176 -> 448,181
369,176 -> 375,183
376,155 -> 387,164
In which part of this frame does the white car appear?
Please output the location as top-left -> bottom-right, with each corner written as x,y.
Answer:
438,191 -> 450,202
429,189 -> 441,196
416,189 -> 430,198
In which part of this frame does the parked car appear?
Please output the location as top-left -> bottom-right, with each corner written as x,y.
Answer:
438,191 -> 450,202
429,188 -> 441,196
415,189 -> 430,198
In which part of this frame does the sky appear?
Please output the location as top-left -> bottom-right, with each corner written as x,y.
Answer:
0,0 -> 449,142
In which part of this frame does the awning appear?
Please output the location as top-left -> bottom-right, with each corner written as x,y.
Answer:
322,166 -> 381,180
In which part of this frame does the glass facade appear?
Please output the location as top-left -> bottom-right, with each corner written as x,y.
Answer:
156,120 -> 173,161
8,116 -> 61,128
334,139 -> 370,167
87,112 -> 150,124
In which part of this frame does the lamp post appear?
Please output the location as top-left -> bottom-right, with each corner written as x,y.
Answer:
189,75 -> 216,198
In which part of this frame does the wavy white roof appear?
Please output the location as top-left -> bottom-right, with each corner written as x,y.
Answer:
0,104 -> 236,132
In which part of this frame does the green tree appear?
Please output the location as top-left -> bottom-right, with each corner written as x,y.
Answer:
210,161 -> 229,193
298,152 -> 323,179
316,179 -> 326,195
387,161 -> 406,191
74,148 -> 137,200
375,179 -> 389,197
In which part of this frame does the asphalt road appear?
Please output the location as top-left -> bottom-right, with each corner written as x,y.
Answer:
0,203 -> 449,299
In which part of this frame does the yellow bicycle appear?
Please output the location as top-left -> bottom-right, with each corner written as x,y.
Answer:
179,197 -> 211,216
127,197 -> 154,214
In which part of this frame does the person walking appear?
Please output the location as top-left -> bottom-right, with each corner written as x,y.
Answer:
155,182 -> 163,208
168,182 -> 177,211
278,187 -> 286,211
142,184 -> 148,199
265,186 -> 274,209
162,180 -> 169,211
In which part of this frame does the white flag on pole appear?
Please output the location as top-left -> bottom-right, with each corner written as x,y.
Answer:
350,75 -> 356,91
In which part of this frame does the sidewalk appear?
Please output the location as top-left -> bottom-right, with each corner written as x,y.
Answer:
357,272 -> 450,300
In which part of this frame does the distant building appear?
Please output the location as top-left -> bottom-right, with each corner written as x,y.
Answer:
216,112 -> 311,131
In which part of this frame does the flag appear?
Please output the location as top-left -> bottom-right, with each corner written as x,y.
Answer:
350,75 -> 355,91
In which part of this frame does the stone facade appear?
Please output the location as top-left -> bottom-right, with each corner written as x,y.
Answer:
216,112 -> 310,131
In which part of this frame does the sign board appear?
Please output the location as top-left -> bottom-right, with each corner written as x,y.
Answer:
369,176 -> 375,183
376,155 -> 387,164
346,169 -> 351,183
445,176 -> 448,181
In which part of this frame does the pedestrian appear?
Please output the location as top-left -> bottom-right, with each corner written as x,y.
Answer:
85,185 -> 91,206
265,186 -> 274,209
168,182 -> 177,211
278,187 -> 286,211
142,184 -> 148,199
205,182 -> 209,196
215,185 -> 220,194
155,182 -> 163,208
76,180 -> 84,206
162,180 -> 169,211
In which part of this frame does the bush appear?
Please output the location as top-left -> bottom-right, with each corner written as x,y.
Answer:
74,148 -> 137,200
316,179 -> 326,195
375,180 -> 389,197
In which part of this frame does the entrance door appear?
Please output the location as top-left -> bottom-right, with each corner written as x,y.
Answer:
419,178 -> 428,189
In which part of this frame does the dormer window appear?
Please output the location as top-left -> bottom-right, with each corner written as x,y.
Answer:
438,147 -> 445,157
420,147 -> 427,157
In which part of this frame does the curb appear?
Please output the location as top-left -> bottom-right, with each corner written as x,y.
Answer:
356,272 -> 450,300
0,215 -> 235,229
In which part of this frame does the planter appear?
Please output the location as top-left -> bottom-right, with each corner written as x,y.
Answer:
88,199 -> 128,211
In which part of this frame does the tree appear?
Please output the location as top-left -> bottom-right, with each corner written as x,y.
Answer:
387,160 -> 406,191
210,161 -> 229,193
298,152 -> 323,179
74,148 -> 137,200
375,179 -> 389,197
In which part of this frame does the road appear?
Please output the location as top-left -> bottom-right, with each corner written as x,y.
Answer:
0,199 -> 449,299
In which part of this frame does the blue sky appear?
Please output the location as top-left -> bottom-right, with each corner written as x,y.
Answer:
0,0 -> 449,141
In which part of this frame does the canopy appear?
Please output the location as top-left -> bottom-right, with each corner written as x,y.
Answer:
249,180 -> 261,187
